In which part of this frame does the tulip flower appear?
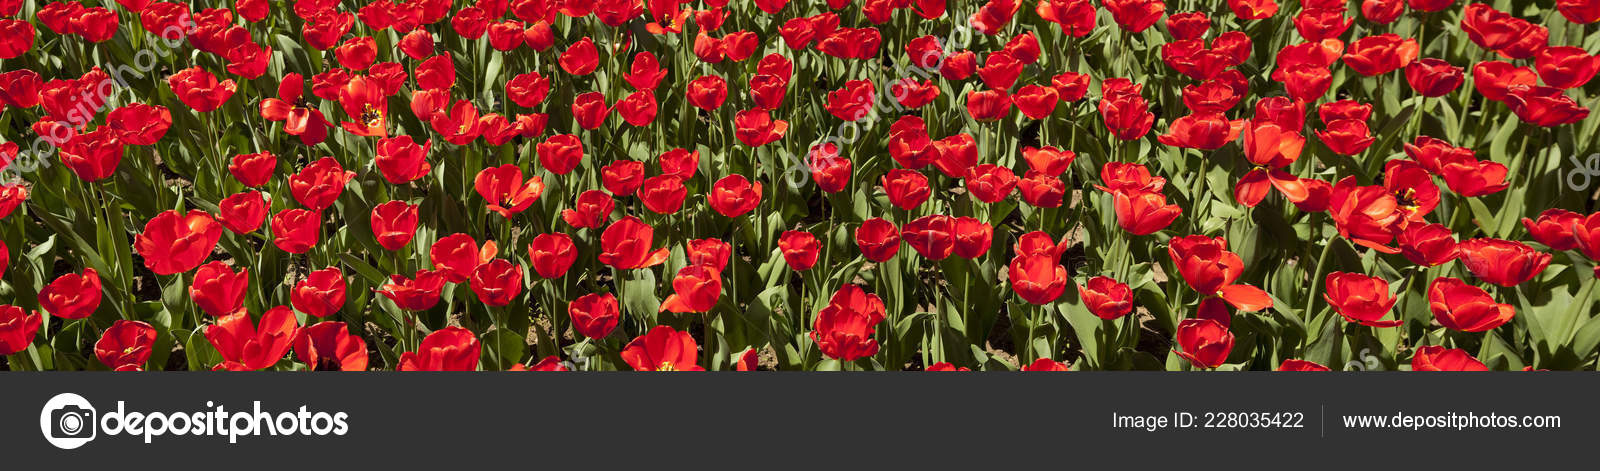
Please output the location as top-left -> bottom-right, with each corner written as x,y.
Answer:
270,209 -> 321,254
1522,209 -> 1583,251
1428,277 -> 1515,332
903,215 -> 956,260
621,325 -> 704,371
1079,276 -> 1133,320
431,233 -> 497,283
1009,254 -> 1068,305
370,201 -> 419,251
1457,238 -> 1552,287
660,265 -> 722,313
709,175 -> 763,218
1167,235 -> 1273,311
191,261 -> 249,317
470,259 -> 524,307
208,306 -> 298,371
473,165 -> 545,218
1175,318 -> 1233,368
570,293 -> 620,340
293,321 -> 368,371
378,270 -> 449,311
0,305 -> 40,356
811,304 -> 882,361
527,233 -> 578,279
218,191 -> 270,234
95,320 -> 154,370
598,216 -> 670,269
856,217 -> 901,262
1323,272 -> 1402,327
167,67 -> 236,112
292,267 -> 347,319
561,190 -> 616,229
399,326 -> 481,371
1411,345 -> 1488,371
374,135 -> 431,184
779,231 -> 822,271
136,210 -> 224,275
289,157 -> 355,212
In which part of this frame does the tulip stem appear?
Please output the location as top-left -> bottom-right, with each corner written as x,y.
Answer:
1301,236 -> 1341,349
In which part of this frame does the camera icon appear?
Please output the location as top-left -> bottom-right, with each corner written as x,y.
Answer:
39,393 -> 96,449
52,405 -> 95,439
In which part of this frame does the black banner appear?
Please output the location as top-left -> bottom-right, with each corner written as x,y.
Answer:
1,373 -> 1589,467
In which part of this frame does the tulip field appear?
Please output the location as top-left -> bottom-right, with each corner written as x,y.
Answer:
1,0 -> 1599,371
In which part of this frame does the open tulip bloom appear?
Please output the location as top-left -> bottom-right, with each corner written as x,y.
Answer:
1,0 -> 1600,373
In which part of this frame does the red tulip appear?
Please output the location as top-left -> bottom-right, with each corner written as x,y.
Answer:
881,169 -> 931,210
1174,318 -> 1233,368
1403,135 -> 1476,174
399,326 -> 480,371
943,217 -> 991,259
106,103 -> 171,146
229,151 -> 277,187
733,108 -> 788,147
658,148 -> 700,180
1457,238 -> 1552,287
1438,157 -> 1509,197
889,78 -> 938,109
1559,0 -> 1600,24
473,165 -> 545,218
1570,213 -> 1600,261
1079,276 -> 1133,320
940,50 -> 977,79
270,208 -> 321,254
1036,0 -> 1096,35
167,67 -> 236,112
374,135 -> 431,184
1103,0 -> 1166,32
637,175 -> 687,214
825,80 -> 875,121
964,164 -> 1017,203
685,239 -> 731,273
1323,272 -> 1401,327
1228,0 -> 1278,19
191,261 -> 248,317
561,190 -> 615,229
0,19 -> 32,58
900,215 -> 953,260
621,325 -> 703,371
94,320 -> 154,370
779,231 -> 821,271
1411,345 -> 1487,371
0,304 -> 39,356
429,233 -> 494,283
559,37 -> 600,75
1166,12 -> 1209,40
660,265 -> 721,313
1404,58 -> 1464,97
57,129 -> 122,182
1428,277 -> 1515,332
686,75 -> 728,111
1472,61 -> 1537,102
293,321 -> 368,371
965,89 -> 1012,121
978,51 -> 1024,90
709,175 -> 763,218
289,157 -> 355,211
1327,176 -> 1403,253
379,269 -> 448,311
1277,64 -> 1332,102
1536,46 -> 1599,90
570,293 -> 620,340
1018,170 -> 1065,208
507,72 -> 550,107
1167,235 -> 1273,311
1341,34 -> 1419,76
1021,146 -> 1076,177
526,233 -> 578,279
1009,254 -> 1068,305
1096,162 -> 1167,194
598,216 -> 670,270
1236,121 -> 1309,207
1157,113 -> 1243,150
1397,223 -> 1458,267
370,200 -> 419,251
398,29 -> 433,59
856,217 -> 901,262
570,91 -> 610,130
1522,209 -> 1583,251
470,259 -> 524,307
292,267 -> 346,318
216,191 -> 268,235
808,143 -> 853,193
136,210 -> 224,275
1315,119 -> 1376,155
1012,84 -> 1059,119
1504,84 -> 1591,127
1099,83 -> 1154,140
208,306 -> 298,371
1113,190 -> 1181,235
811,303 -> 881,361
1278,359 -> 1330,371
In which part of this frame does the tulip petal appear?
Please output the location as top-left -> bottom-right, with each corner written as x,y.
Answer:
1217,284 -> 1273,312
